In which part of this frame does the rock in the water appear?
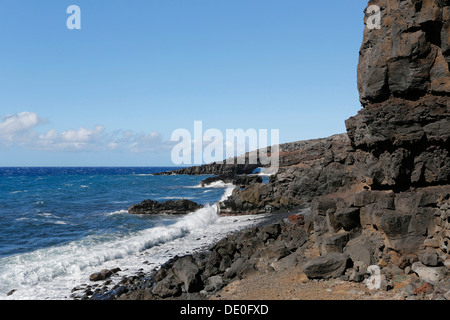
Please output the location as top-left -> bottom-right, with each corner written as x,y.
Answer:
89,268 -> 121,282
128,199 -> 203,215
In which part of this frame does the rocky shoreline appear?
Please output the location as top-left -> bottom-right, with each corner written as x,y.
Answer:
70,207 -> 304,300
73,194 -> 450,301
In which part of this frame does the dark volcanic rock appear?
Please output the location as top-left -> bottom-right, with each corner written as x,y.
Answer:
302,253 -> 351,280
200,174 -> 235,186
89,268 -> 121,282
172,256 -> 202,293
128,199 -> 203,215
351,0 -> 450,192
220,134 -> 361,214
358,0 -> 450,105
113,216 -> 312,300
345,96 -> 450,190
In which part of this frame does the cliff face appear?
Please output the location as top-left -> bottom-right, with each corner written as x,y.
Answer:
312,0 -> 449,262
349,0 -> 450,192
217,1 -> 450,297
358,0 -> 449,104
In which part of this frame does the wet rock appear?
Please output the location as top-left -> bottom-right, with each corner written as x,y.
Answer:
7,289 -> 16,296
89,268 -> 121,282
200,173 -> 262,187
128,199 -> 203,215
357,0 -> 449,105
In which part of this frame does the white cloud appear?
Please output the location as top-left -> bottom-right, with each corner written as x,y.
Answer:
0,112 -> 173,153
0,112 -> 46,145
0,112 -> 42,134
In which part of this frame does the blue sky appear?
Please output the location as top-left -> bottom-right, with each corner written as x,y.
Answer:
0,1 -> 367,166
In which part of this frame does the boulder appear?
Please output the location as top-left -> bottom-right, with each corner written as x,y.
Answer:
279,227 -> 309,252
172,256 -> 202,293
333,207 -> 361,231
151,274 -> 182,298
412,262 -> 447,284
224,257 -> 247,279
302,253 -> 351,280
344,240 -> 377,267
254,241 -> 290,270
419,251 -> 440,267
89,268 -> 121,282
380,210 -> 426,253
207,275 -> 224,291
212,238 -> 236,258
323,232 -> 350,253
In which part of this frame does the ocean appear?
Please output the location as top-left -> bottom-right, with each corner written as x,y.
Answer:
0,167 -> 270,300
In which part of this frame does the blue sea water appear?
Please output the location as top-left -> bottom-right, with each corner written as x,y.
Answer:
0,167 -> 269,300
0,167 -> 216,258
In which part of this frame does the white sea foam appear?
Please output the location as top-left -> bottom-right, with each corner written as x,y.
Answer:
257,167 -> 278,176
188,181 -> 234,189
37,213 -> 54,217
9,190 -> 27,194
105,209 -> 129,216
0,184 -> 267,301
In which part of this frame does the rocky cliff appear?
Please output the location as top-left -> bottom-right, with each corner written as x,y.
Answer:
306,0 -> 450,298
220,0 -> 449,216
358,0 -> 449,104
